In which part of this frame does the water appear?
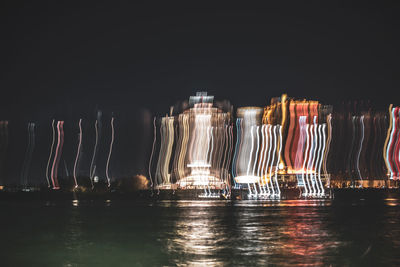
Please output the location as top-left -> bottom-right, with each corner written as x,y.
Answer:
1,198 -> 400,266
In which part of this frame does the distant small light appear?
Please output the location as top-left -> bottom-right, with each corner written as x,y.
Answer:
94,176 -> 99,183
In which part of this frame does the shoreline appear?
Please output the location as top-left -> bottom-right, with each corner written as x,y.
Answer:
0,188 -> 398,201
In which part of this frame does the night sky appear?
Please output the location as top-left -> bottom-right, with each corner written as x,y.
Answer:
2,5 -> 400,114
1,4 -> 400,183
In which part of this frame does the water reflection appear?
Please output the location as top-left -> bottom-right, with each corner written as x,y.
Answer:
72,199 -> 79,207
64,204 -> 85,266
165,201 -> 227,266
1,198 -> 399,266
163,200 -> 340,266
385,198 -> 399,206
279,204 -> 339,266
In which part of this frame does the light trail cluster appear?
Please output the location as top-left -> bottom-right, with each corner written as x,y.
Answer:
231,96 -> 332,198
41,111 -> 117,190
1,92 -> 400,197
328,102 -> 388,186
232,107 -> 282,198
150,93 -> 334,199
283,100 -> 332,197
150,92 -> 233,197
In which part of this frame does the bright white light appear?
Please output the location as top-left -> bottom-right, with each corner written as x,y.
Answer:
235,175 -> 260,184
279,163 -> 284,170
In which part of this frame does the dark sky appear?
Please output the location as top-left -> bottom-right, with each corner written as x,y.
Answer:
2,4 -> 400,117
1,4 -> 400,184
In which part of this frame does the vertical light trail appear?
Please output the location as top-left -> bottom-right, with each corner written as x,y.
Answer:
252,126 -> 260,175
161,118 -> 169,184
386,108 -> 396,179
206,126 -> 211,164
252,126 -> 261,196
219,126 -> 225,187
182,115 -> 189,180
89,120 -> 99,188
274,125 -> 282,198
237,119 -> 245,188
106,117 -> 115,187
165,118 -> 174,184
268,125 -> 277,196
356,116 -> 365,181
210,126 -> 215,163
397,110 -> 400,180
172,119 -> 182,182
394,109 -> 400,179
232,119 -> 242,187
177,115 -> 184,182
317,124 -> 326,196
312,121 -> 321,196
258,125 -> 267,195
310,124 -> 317,196
226,125 -> 234,191
306,124 -> 314,196
279,95 -> 287,169
314,124 -> 322,196
252,126 -> 260,195
323,114 -> 332,177
51,121 -> 63,190
284,101 -> 296,172
302,123 -> 310,197
295,117 -> 307,194
192,116 -> 200,178
383,104 -> 394,174
155,119 -> 165,186
221,125 -> 229,186
263,125 -> 271,196
246,126 -> 255,176
50,121 -> 59,189
45,120 -> 55,188
215,125 -> 225,187
160,119 -> 168,183
148,117 -> 157,189
310,118 -> 319,196
267,125 -> 275,196
208,127 -> 214,187
261,126 -> 268,194
246,126 -> 255,196
73,119 -> 82,188
178,115 -> 188,182
395,110 -> 400,179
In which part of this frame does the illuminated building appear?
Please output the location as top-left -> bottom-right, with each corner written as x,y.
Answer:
151,92 -> 233,192
232,95 -> 333,198
232,107 -> 283,198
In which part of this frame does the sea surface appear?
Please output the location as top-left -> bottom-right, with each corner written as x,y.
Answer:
1,197 -> 400,266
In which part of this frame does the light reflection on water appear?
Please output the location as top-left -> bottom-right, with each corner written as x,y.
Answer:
161,200 -> 338,266
0,198 -> 399,266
